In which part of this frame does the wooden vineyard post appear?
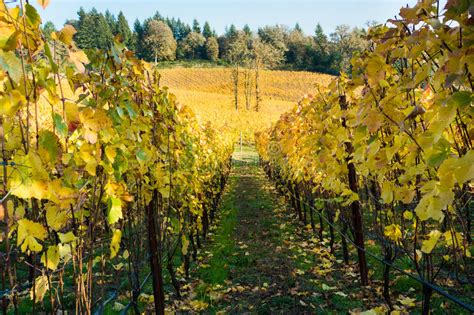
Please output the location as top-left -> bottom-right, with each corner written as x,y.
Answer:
146,189 -> 165,315
339,95 -> 369,286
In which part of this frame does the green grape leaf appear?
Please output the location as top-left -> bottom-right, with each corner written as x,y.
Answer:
108,197 -> 123,225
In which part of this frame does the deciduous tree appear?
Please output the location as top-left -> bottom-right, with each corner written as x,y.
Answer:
182,32 -> 205,59
144,20 -> 177,62
116,11 -> 133,48
205,37 -> 219,61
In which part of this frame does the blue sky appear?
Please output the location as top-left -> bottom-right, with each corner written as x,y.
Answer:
34,0 -> 422,35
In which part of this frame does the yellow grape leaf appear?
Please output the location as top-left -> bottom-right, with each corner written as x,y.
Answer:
41,245 -> 60,270
431,191 -> 453,220
0,51 -> 22,81
46,205 -> 67,231
105,146 -> 117,163
395,186 -> 416,204
58,243 -> 72,260
80,108 -> 112,131
58,231 -> 76,243
0,21 -> 17,51
403,211 -> 413,220
443,231 -> 464,249
363,110 -> 383,133
384,224 -> 402,242
453,150 -> 474,185
415,249 -> 422,263
79,108 -> 111,144
30,274 -> 49,302
10,172 -> 49,200
0,90 -> 25,116
13,203 -> 25,220
415,193 -> 445,222
398,295 -> 416,307
38,130 -> 61,163
65,102 -> 79,122
48,180 -> 75,208
421,230 -> 442,254
17,219 -> 47,253
79,149 -> 98,176
159,186 -> 170,199
108,197 -> 123,225
189,300 -> 208,311
28,151 -> 50,180
366,54 -> 386,86
84,129 -> 98,145
69,50 -> 89,73
110,229 -> 122,259
322,283 -> 337,291
381,181 -> 394,204
37,0 -> 50,9
138,292 -> 154,303
58,24 -> 76,45
182,236 -> 189,256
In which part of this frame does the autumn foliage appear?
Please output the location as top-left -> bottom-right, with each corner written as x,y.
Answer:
256,0 -> 473,313
0,1 -> 232,313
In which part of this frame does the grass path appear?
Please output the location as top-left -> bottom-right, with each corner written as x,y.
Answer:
164,147 -> 473,314
200,164 -> 314,313
173,150 -> 369,314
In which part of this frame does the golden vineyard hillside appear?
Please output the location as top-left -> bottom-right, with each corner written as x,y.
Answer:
159,68 -> 333,141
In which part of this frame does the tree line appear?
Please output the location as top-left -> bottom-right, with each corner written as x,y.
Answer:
42,8 -> 371,76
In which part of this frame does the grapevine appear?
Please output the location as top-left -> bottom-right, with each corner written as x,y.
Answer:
0,1 -> 232,313
256,1 -> 473,313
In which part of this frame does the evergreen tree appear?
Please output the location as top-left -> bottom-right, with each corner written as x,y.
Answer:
75,8 -> 114,50
192,19 -> 201,34
286,24 -> 309,67
310,24 -> 334,74
243,24 -> 252,36
42,21 -> 57,39
179,20 -> 192,40
105,10 -> 117,35
74,9 -> 96,49
96,11 -> 114,49
153,11 -> 163,21
133,19 -> 146,58
294,22 -> 303,33
74,7 -> 86,30
226,24 -> 237,39
167,18 -> 191,41
117,12 -> 133,48
314,23 -> 328,53
202,21 -> 213,38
